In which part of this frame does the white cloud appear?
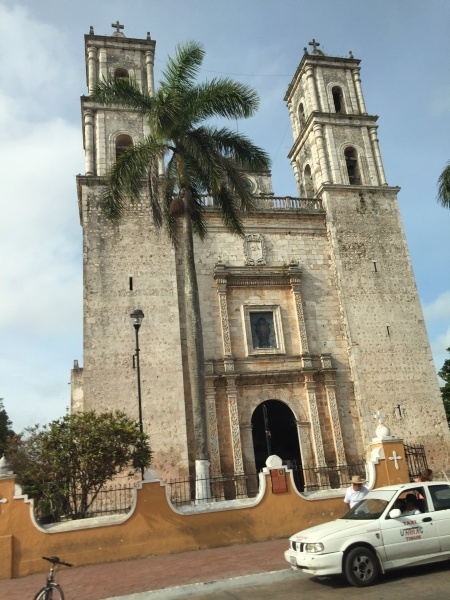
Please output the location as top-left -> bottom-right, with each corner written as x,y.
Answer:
423,291 -> 450,322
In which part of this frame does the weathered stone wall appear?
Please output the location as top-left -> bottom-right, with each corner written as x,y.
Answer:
76,178 -> 190,479
323,186 -> 450,469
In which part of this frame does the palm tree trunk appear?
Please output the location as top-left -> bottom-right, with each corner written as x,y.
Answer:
182,203 -> 210,501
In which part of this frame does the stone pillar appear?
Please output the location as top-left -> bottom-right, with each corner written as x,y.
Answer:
304,374 -> 327,474
352,68 -> 367,115
305,65 -> 320,111
313,123 -> 331,184
87,45 -> 97,95
214,264 -> 232,358
296,420 -> 315,491
98,48 -> 108,82
83,109 -> 95,176
369,127 -> 387,185
321,356 -> 346,466
225,376 -> 247,497
145,50 -> 155,96
289,264 -> 310,355
205,368 -> 221,477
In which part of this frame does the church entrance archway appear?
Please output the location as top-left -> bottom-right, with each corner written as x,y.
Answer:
251,400 -> 303,489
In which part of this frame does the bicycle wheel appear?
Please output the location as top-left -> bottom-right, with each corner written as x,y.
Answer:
33,583 -> 64,600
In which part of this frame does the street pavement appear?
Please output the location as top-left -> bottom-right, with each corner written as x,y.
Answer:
0,538 -> 288,600
1,537 -> 450,599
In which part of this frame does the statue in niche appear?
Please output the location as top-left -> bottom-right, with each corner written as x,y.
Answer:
254,316 -> 271,347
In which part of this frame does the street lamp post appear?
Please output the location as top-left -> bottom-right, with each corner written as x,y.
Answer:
131,309 -> 145,479
130,309 -> 144,436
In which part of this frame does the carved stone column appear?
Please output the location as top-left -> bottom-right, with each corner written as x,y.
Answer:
369,127 -> 387,185
289,264 -> 310,356
304,375 -> 326,467
205,366 -> 221,477
98,48 -> 107,82
87,45 -> 97,95
83,109 -> 95,176
145,49 -> 155,96
305,65 -> 320,112
213,264 -> 232,358
321,355 -> 346,466
296,420 -> 315,491
313,123 -> 331,184
352,68 -> 368,115
225,376 -> 247,497
304,374 -> 328,489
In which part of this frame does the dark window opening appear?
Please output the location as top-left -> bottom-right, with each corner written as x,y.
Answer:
129,276 -> 133,291
344,147 -> 361,185
299,102 -> 306,127
114,68 -> 129,79
115,134 -> 133,161
332,86 -> 344,114
304,164 -> 314,197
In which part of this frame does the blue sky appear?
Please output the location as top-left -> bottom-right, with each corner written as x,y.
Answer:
1,0 -> 449,433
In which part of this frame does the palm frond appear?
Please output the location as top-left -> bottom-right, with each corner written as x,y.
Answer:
205,126 -> 271,172
214,185 -> 245,237
161,41 -> 205,93
186,79 -> 260,122
437,161 -> 450,209
100,138 -> 165,220
91,77 -> 153,115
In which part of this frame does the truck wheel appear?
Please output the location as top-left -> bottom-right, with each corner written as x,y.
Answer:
344,546 -> 379,587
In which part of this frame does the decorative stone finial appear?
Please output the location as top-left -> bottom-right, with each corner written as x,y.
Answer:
147,32 -> 151,40
349,50 -> 354,59
89,26 -> 94,35
374,410 -> 393,440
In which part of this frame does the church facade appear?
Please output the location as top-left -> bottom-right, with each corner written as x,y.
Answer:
71,26 -> 450,481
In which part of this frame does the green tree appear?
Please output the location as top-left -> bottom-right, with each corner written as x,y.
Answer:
437,161 -> 450,209
0,399 -> 14,457
5,411 -> 151,521
439,347 -> 450,422
93,41 -> 270,482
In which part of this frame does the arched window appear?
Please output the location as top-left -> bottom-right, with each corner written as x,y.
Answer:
332,86 -> 345,114
344,147 -> 361,185
115,134 -> 133,161
114,68 -> 129,79
304,165 -> 314,197
299,102 -> 306,128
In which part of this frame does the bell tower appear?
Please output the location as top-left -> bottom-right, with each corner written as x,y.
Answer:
285,38 -> 386,195
72,24 -> 191,479
284,40 -> 449,463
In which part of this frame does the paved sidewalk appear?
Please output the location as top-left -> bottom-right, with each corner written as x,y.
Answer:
0,538 -> 290,600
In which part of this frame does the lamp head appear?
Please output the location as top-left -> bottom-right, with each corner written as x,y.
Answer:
130,309 -> 144,330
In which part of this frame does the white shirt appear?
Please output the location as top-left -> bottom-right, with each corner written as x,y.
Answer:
402,508 -> 421,516
344,485 -> 369,508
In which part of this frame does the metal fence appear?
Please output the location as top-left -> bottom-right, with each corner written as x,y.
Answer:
167,472 -> 260,507
404,444 -> 428,481
290,461 -> 367,493
35,483 -> 137,523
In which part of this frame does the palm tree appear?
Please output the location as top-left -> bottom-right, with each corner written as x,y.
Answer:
437,161 -> 450,209
92,41 -> 270,488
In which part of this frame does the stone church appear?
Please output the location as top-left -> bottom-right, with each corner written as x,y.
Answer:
71,25 -> 449,482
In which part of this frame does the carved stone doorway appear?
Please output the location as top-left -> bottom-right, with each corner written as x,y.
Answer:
251,400 -> 302,473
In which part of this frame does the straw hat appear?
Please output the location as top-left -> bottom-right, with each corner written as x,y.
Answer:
349,475 -> 366,485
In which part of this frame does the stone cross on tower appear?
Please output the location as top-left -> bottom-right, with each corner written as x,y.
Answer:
111,21 -> 124,34
309,39 -> 320,54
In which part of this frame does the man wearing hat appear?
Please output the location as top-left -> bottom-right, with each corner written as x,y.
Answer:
344,475 -> 369,510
